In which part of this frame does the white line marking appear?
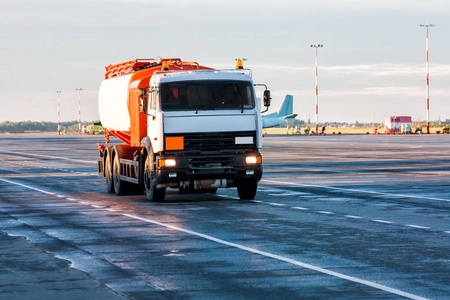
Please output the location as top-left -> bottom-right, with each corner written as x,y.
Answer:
0,177 -> 430,300
345,215 -> 363,219
317,211 -> 334,215
216,194 -> 241,200
79,201 -> 91,205
56,195 -> 65,198
0,159 -> 96,176
66,198 -> 77,201
250,200 -> 264,203
0,150 -> 96,165
278,192 -> 308,196
406,225 -> 430,229
373,219 -> 393,224
120,213 -> 428,300
106,208 -> 117,212
91,205 -> 103,209
268,202 -> 286,206
0,178 -> 55,195
292,207 -> 309,211
262,179 -> 450,203
445,231 -> 450,234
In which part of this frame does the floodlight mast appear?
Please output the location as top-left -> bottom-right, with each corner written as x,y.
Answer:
311,44 -> 323,134
420,21 -> 434,134
76,88 -> 83,134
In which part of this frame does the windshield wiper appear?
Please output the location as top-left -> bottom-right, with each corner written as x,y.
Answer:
234,83 -> 244,113
195,85 -> 201,114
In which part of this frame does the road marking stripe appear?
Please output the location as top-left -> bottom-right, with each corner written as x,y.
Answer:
121,212 -> 428,300
317,211 -> 334,214
0,178 -> 55,195
0,177 -> 431,300
406,225 -> 430,229
0,159 -> 95,176
345,215 -> 363,219
292,207 -> 309,210
373,219 -> 393,224
262,179 -> 450,203
268,202 -> 286,206
0,150 -> 96,164
216,194 -> 240,200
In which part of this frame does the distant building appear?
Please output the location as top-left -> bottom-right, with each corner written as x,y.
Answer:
385,116 -> 412,134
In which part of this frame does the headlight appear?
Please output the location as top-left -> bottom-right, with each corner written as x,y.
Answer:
245,156 -> 261,164
159,159 -> 176,167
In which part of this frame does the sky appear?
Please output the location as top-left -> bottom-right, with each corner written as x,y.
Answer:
1,0 -> 449,124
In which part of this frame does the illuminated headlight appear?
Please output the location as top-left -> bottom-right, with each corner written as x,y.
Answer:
159,159 -> 177,167
245,156 -> 261,164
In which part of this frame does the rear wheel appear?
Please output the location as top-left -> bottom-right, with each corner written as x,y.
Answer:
113,154 -> 129,195
237,179 -> 258,200
144,151 -> 165,202
105,156 -> 114,194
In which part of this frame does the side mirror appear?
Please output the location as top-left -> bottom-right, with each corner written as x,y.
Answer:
138,88 -> 148,114
263,90 -> 271,107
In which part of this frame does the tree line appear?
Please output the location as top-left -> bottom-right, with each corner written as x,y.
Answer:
0,121 -> 96,133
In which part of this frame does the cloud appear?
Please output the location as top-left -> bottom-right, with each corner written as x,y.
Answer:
321,86 -> 449,97
323,64 -> 450,76
248,62 -> 450,77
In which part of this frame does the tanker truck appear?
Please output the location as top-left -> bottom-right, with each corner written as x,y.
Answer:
97,58 -> 271,202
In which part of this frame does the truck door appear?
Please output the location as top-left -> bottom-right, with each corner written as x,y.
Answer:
147,86 -> 163,153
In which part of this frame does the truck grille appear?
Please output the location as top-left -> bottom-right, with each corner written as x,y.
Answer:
167,131 -> 256,152
189,156 -> 234,169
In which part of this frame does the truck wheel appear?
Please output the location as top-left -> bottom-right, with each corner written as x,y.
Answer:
144,153 -> 165,202
113,154 -> 128,195
105,156 -> 114,194
237,179 -> 257,200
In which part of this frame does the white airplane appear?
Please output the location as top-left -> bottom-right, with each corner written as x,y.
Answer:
262,95 -> 297,128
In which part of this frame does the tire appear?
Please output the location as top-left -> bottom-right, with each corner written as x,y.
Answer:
105,155 -> 114,194
144,151 -> 165,202
113,154 -> 128,195
237,179 -> 258,200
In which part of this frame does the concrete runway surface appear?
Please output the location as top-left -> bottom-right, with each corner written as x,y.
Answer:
0,134 -> 449,299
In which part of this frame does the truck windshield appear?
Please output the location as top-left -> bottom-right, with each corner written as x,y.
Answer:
160,80 -> 254,111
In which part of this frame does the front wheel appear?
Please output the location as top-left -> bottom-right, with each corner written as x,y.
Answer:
237,179 -> 258,200
144,153 -> 165,202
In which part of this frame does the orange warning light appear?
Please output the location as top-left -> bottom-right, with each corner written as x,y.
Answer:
236,59 -> 244,69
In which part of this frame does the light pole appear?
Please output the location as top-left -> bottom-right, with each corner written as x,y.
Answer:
311,44 -> 323,134
76,88 -> 83,134
56,91 -> 61,135
420,21 -> 434,134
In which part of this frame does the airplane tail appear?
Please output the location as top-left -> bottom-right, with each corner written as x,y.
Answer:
277,95 -> 293,117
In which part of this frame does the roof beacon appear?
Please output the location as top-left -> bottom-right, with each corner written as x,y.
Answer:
236,59 -> 244,69
162,61 -> 169,71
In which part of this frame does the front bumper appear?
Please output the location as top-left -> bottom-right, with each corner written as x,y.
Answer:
154,152 -> 262,186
